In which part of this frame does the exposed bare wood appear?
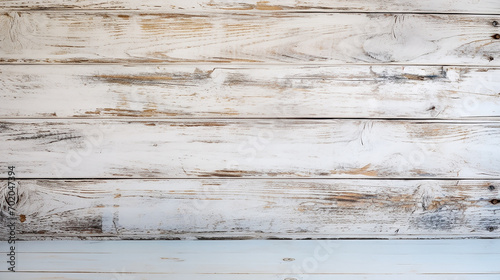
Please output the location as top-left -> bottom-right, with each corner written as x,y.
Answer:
1,119 -> 500,179
1,179 -> 499,239
0,12 -> 499,65
1,65 -> 499,119
1,0 -> 500,14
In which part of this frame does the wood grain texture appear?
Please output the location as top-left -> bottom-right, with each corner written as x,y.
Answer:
1,179 -> 499,239
1,0 -> 500,14
1,119 -> 500,179
0,12 -> 499,65
0,240 -> 499,277
1,65 -> 500,119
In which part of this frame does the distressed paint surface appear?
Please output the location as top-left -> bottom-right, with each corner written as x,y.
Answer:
0,6 -> 498,280
1,0 -> 500,13
1,65 -> 499,119
0,0 -> 499,277
0,179 -> 499,239
2,120 -> 500,179
0,12 -> 499,64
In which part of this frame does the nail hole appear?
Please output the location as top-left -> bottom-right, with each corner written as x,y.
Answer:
283,258 -> 295,262
488,226 -> 496,232
492,34 -> 500,39
488,56 -> 495,61
427,105 -> 436,111
489,185 -> 496,191
491,199 -> 499,205
493,21 -> 499,27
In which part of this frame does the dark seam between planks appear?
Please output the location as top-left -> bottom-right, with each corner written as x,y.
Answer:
1,9 -> 500,16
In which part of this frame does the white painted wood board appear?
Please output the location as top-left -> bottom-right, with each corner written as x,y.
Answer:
1,179 -> 499,239
2,119 -> 500,179
1,65 -> 499,119
0,12 -> 499,65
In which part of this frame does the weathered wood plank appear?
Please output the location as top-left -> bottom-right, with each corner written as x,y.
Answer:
2,120 -> 500,179
1,240 -> 499,275
0,12 -> 499,65
1,0 -> 500,14
1,65 -> 499,119
1,179 -> 499,239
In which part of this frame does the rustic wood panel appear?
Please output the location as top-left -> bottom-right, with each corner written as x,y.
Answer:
1,65 -> 500,119
2,120 -> 500,179
1,240 -> 499,277
0,12 -> 499,65
1,179 -> 499,239
1,0 -> 500,14
0,0 -> 497,276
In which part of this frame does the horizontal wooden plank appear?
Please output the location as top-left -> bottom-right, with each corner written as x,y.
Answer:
0,12 -> 499,65
2,119 -> 500,179
1,65 -> 500,119
1,0 -> 500,14
1,179 -> 499,239
10,239 -> 500,253
1,240 -> 499,275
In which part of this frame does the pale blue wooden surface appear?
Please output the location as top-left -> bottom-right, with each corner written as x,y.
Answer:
1,240 -> 499,279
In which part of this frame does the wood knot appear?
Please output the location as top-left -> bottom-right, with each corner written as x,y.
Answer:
493,21 -> 499,27
487,226 -> 496,232
492,34 -> 500,39
283,258 -> 295,262
490,199 -> 499,205
489,185 -> 496,191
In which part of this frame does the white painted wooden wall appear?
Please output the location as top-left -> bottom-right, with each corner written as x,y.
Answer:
1,0 -> 499,279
